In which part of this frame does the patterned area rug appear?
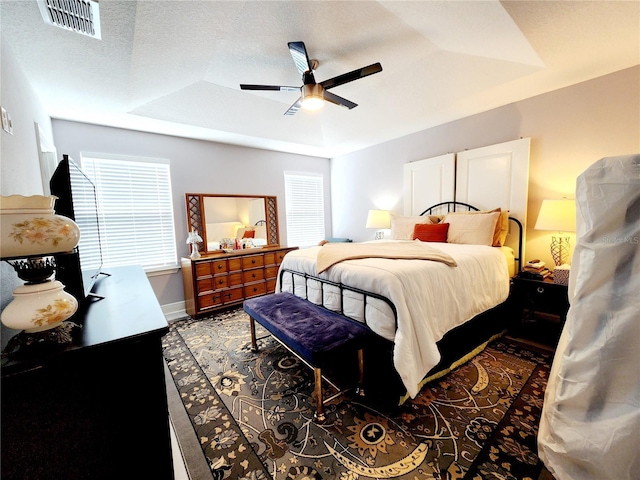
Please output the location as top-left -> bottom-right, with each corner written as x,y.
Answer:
162,308 -> 552,480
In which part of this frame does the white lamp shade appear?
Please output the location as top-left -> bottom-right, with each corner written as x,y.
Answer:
0,195 -> 80,259
186,229 -> 203,244
366,210 -> 391,229
534,199 -> 576,232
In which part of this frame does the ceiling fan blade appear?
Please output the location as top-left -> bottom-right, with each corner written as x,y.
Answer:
320,62 -> 382,90
288,41 -> 313,77
323,90 -> 357,110
284,98 -> 302,116
240,84 -> 299,92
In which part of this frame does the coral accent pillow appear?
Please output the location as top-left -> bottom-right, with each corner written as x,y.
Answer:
242,229 -> 255,238
412,223 -> 450,242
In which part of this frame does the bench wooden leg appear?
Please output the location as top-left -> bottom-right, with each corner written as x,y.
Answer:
355,348 -> 365,397
313,367 -> 326,423
249,317 -> 258,352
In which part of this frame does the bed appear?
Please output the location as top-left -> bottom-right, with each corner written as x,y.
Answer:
276,201 -> 523,402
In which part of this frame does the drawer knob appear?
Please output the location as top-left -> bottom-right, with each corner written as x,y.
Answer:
218,265 -> 223,269
537,286 -> 545,294
252,259 -> 256,264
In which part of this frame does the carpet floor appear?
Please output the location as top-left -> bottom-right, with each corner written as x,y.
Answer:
162,308 -> 553,480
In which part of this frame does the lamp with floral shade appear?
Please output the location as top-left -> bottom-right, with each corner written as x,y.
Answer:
0,195 -> 81,334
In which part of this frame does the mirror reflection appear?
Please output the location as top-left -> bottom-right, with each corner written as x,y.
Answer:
185,193 -> 280,255
203,196 -> 267,250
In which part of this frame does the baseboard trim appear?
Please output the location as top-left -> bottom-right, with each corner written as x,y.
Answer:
162,301 -> 188,322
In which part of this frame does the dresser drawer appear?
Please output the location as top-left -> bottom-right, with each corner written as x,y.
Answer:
212,275 -> 228,289
228,258 -> 242,271
195,262 -> 212,278
228,271 -> 243,288
196,277 -> 214,293
275,251 -> 289,264
198,292 -> 223,310
242,255 -> 264,269
212,260 -> 227,274
243,268 -> 265,283
222,287 -> 244,304
265,266 -> 279,280
244,281 -> 266,298
263,252 -> 276,266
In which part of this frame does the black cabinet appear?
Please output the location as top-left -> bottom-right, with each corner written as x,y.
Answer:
511,275 -> 570,347
1,266 -> 173,480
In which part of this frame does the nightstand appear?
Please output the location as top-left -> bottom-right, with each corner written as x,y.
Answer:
511,274 -> 570,347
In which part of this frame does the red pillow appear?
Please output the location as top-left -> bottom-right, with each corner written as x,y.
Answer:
242,229 -> 255,239
412,223 -> 449,242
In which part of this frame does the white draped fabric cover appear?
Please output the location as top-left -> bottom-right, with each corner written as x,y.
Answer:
538,155 -> 640,480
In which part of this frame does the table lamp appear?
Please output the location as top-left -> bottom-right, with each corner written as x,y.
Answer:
186,228 -> 203,259
1,195 -> 80,333
534,199 -> 576,266
366,209 -> 391,240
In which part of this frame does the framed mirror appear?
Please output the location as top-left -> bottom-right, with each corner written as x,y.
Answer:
185,193 -> 280,254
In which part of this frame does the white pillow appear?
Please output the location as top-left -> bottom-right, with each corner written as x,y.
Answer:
443,211 -> 500,245
390,215 -> 434,240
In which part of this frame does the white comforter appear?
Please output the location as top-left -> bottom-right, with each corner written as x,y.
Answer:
277,241 -> 509,398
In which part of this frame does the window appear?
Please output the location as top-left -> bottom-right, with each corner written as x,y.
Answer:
284,172 -> 325,247
80,153 -> 177,271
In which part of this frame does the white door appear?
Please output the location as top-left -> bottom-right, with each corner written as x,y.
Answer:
403,153 -> 455,215
456,138 -> 530,259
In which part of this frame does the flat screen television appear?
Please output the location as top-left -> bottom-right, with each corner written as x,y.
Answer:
50,154 -> 105,301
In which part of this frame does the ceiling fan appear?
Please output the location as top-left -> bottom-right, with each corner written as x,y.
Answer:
240,41 -> 382,115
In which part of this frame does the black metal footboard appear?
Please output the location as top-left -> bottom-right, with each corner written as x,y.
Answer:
277,268 -> 399,331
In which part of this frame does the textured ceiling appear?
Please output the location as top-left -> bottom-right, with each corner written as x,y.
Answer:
2,1 -> 638,158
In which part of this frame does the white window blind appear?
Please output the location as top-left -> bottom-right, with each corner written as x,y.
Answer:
80,153 -> 177,270
284,172 -> 325,247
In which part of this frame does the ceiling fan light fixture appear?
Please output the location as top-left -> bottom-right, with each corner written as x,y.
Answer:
301,84 -> 324,111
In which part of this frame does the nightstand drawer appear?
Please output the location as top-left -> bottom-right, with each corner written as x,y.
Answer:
513,275 -> 570,319
526,283 -> 567,314
511,275 -> 570,348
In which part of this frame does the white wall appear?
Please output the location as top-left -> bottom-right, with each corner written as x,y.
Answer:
0,39 -> 56,310
51,120 -> 331,305
331,66 -> 640,267
0,40 -> 53,196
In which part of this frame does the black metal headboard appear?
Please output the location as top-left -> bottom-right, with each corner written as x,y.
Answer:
420,201 -> 523,273
420,201 -> 479,215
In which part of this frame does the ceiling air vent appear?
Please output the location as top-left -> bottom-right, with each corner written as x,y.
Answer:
37,0 -> 101,39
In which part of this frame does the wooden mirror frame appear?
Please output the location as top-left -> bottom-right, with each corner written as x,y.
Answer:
185,193 -> 280,254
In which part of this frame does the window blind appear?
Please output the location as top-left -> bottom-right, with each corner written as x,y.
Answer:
80,154 -> 177,270
284,172 -> 325,248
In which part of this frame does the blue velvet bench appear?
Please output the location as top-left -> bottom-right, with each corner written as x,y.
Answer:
243,292 -> 371,423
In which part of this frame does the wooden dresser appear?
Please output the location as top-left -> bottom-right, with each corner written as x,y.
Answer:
182,245 -> 297,318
